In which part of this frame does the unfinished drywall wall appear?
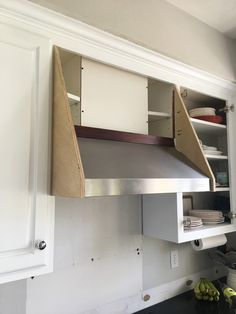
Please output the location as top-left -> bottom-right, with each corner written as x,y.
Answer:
0,280 -> 26,314
143,236 -> 212,290
29,0 -> 236,81
26,196 -> 143,314
25,196 -> 215,314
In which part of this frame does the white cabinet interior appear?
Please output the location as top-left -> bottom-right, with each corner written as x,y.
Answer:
147,79 -> 173,138
143,87 -> 235,243
180,87 -> 229,191
59,48 -> 148,134
60,46 -> 174,138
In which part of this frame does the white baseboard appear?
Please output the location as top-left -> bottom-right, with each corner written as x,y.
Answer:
80,266 -> 225,314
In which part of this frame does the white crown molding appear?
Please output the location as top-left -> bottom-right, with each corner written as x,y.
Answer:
0,0 -> 235,95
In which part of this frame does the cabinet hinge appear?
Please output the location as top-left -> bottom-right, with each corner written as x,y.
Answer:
219,104 -> 234,113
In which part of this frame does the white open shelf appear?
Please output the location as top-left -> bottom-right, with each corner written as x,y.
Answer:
183,222 -> 233,239
190,117 -> 226,135
143,193 -> 234,243
67,92 -> 80,106
148,111 -> 171,122
215,187 -> 230,192
205,154 -> 228,160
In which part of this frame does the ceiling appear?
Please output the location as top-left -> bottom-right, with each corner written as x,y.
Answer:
166,0 -> 236,39
30,0 -> 236,40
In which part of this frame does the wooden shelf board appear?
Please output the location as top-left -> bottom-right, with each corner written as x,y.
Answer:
190,118 -> 226,135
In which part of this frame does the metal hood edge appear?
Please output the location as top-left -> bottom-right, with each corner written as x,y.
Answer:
75,126 -> 210,197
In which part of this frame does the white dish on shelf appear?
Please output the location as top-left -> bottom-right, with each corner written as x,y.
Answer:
184,225 -> 203,230
203,220 -> 225,225
189,107 -> 216,117
202,145 -> 217,151
189,209 -> 223,214
203,150 -> 223,155
188,210 -> 223,220
183,215 -> 202,222
183,216 -> 203,229
202,217 -> 225,222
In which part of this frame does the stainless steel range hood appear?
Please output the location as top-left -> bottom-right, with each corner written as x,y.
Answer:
75,127 -> 210,197
51,123 -> 210,197
52,46 -> 210,198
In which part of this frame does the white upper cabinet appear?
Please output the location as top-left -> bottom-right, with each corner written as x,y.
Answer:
143,88 -> 236,243
81,58 -> 148,134
59,47 -> 148,134
0,23 -> 54,283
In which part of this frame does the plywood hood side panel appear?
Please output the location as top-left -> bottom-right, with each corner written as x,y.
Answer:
52,46 -> 85,197
174,87 -> 214,190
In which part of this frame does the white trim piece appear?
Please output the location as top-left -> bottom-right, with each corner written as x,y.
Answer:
67,93 -> 80,103
148,111 -> 171,119
190,118 -> 227,132
205,154 -> 228,160
138,267 -> 221,311
0,0 -> 235,98
79,266 -> 226,314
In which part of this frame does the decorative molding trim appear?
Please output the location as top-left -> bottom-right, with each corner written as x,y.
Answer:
75,126 -> 174,146
0,0 -> 236,95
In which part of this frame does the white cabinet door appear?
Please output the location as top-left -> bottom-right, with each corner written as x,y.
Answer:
0,24 -> 54,283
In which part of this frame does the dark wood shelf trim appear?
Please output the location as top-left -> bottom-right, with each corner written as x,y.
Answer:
74,126 -> 174,146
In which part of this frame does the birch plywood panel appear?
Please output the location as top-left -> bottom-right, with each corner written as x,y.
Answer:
52,47 -> 85,197
174,88 -> 214,190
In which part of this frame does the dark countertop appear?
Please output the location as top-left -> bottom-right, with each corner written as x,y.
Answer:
134,289 -> 236,314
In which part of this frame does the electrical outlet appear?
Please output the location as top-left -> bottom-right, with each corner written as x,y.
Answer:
170,249 -> 179,268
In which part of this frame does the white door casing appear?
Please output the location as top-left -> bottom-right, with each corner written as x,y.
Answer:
228,97 -> 236,215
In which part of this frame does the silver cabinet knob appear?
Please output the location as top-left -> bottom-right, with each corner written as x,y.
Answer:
35,240 -> 47,250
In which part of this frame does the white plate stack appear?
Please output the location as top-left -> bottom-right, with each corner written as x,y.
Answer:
188,210 -> 225,225
201,144 -> 223,156
189,107 -> 216,118
183,216 -> 203,230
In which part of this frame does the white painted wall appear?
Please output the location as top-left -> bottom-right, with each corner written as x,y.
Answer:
143,236 -> 212,290
26,196 -> 143,314
24,195 -> 219,314
0,280 -> 26,314
29,0 -> 236,82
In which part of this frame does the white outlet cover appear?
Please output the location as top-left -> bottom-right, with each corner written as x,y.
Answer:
170,250 -> 179,268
